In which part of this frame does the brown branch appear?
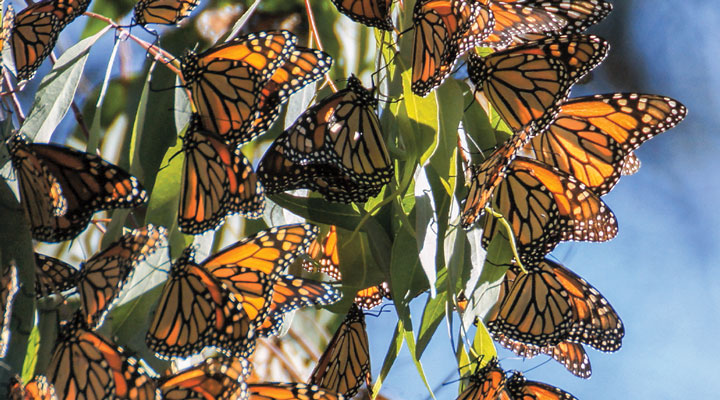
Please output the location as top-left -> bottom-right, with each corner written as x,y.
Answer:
3,70 -> 25,124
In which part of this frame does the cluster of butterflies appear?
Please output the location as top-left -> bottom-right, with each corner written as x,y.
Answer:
5,223 -> 380,399
0,0 -> 690,398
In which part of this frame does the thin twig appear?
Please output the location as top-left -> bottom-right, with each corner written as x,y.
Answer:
258,338 -> 304,381
303,0 -> 337,92
3,70 -> 25,124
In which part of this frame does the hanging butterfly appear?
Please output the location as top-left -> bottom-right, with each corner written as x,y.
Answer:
178,115 -> 265,234
6,133 -> 147,243
411,0 -> 490,96
133,0 -> 200,25
47,313 -> 160,399
0,262 -> 18,359
478,157 -> 618,265
457,358 -> 511,400
147,224 -> 318,359
77,225 -> 167,329
256,274 -> 342,337
258,75 -> 393,203
308,303 -> 371,398
9,375 -> 56,400
493,331 -> 591,379
330,0 -> 394,31
248,383 -> 346,400
468,34 -> 609,135
522,93 -> 688,195
34,253 -> 77,299
303,225 -> 341,279
11,0 -> 91,81
181,30 -> 331,144
488,258 -> 624,350
158,356 -> 250,399
506,370 -> 578,400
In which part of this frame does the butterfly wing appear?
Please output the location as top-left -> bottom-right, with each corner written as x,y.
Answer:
308,304 -> 371,398
34,254 -> 77,299
178,117 -> 264,234
257,76 -> 392,203
506,372 -> 578,400
48,314 -> 159,399
457,358 -> 512,400
488,264 -> 573,347
354,282 -> 390,310
411,0 -> 481,96
133,0 -> 200,25
159,356 -> 250,400
469,34 -> 609,134
257,274 -> 342,337
182,30 -> 296,143
248,383 -> 346,400
78,225 -> 166,329
526,93 -> 687,195
146,246 -> 254,359
245,46 -> 332,138
331,0 -> 394,30
9,375 -> 57,400
481,157 -> 617,264
9,134 -> 148,242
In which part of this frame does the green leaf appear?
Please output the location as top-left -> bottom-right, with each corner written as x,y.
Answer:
404,326 -> 436,400
471,320 -> 497,364
414,166 -> 438,295
19,26 -> 111,142
416,281 -> 448,358
371,321 -> 404,397
21,325 -> 40,383
129,60 -> 157,182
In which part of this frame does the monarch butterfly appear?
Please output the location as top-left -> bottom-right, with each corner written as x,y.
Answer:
158,356 -> 250,399
257,274 -> 342,337
133,0 -> 200,25
354,282 -> 391,310
258,76 -> 393,203
7,133 -> 147,242
0,263 -> 18,359
9,375 -> 56,400
522,93 -> 688,195
0,6 -> 14,74
331,0 -> 394,31
489,258 -> 623,349
248,383 -> 346,400
457,358 -> 511,400
178,116 -> 265,234
468,34 -> 609,134
146,246 -> 252,360
34,253 -> 77,299
494,332 -> 591,379
77,225 -> 167,329
506,370 -> 578,400
482,157 -> 617,264
308,303 -> 371,398
303,225 -> 341,279
182,31 -> 331,144
47,313 -> 160,400
621,152 -> 641,176
411,0 -> 487,97
181,30 -> 295,142
147,224 -> 318,359
11,0 -> 91,81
